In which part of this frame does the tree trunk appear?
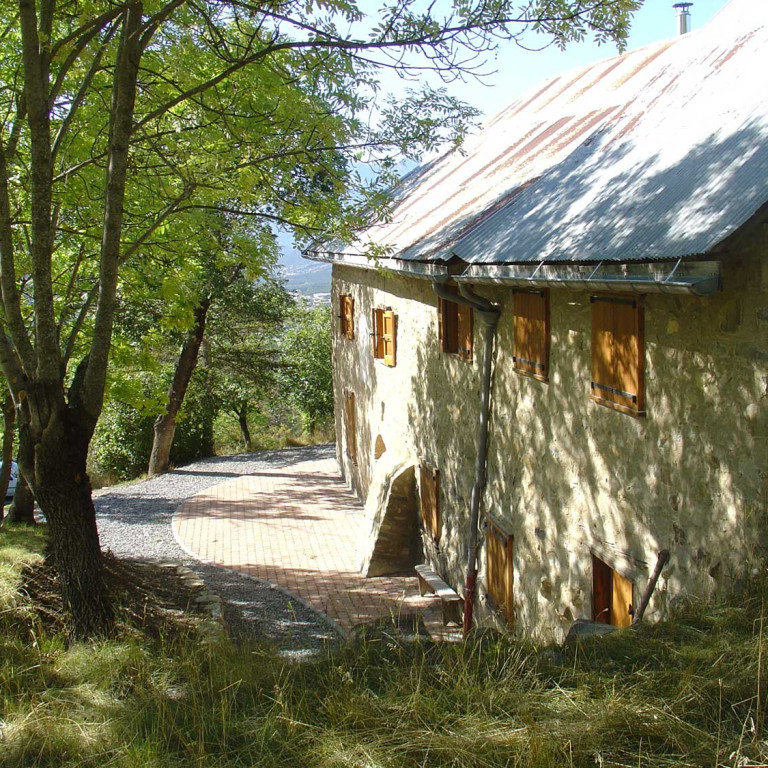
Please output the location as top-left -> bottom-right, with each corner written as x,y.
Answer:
236,404 -> 252,451
148,299 -> 210,477
19,392 -> 113,638
6,474 -> 35,525
0,393 -> 15,517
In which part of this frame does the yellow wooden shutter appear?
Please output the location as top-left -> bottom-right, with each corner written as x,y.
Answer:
513,289 -> 549,380
611,570 -> 634,629
457,303 -> 473,361
419,465 -> 440,542
487,522 -> 513,623
590,296 -> 644,414
344,296 -> 355,340
382,310 -> 396,366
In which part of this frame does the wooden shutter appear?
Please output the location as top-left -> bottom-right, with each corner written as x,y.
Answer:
486,521 -> 513,622
513,289 -> 549,380
592,553 -> 634,628
344,390 -> 357,464
437,297 -> 445,351
382,310 -> 396,366
457,303 -> 473,361
343,296 -> 355,340
419,465 -> 440,542
338,295 -> 346,337
371,308 -> 384,358
590,295 -> 644,415
592,554 -> 612,623
611,570 -> 634,629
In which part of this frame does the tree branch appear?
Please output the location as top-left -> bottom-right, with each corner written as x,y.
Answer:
0,142 -> 36,373
82,1 -> 143,419
19,0 -> 60,382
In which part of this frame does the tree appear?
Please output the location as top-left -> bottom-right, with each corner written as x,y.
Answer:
280,304 -> 334,437
206,276 -> 294,452
0,0 -> 638,637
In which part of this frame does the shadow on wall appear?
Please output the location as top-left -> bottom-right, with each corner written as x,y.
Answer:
372,239 -> 766,640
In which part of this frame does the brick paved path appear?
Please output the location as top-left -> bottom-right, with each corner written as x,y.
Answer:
173,454 -> 457,637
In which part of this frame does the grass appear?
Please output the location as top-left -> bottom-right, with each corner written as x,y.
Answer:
0,525 -> 766,768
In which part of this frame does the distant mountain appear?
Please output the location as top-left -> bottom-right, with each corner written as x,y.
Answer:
278,241 -> 331,295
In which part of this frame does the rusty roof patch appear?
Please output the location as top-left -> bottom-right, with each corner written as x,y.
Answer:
712,28 -> 759,70
569,55 -> 626,102
501,77 -> 562,121
542,107 -> 617,158
614,41 -> 674,88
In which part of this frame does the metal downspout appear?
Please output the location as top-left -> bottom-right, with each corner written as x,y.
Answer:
431,279 -> 500,635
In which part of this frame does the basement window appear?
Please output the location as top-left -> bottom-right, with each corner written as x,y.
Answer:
372,308 -> 397,367
592,553 -> 634,628
485,519 -> 513,624
438,290 -> 473,362
343,389 -> 357,465
590,294 -> 645,416
339,294 -> 355,339
419,464 -> 441,543
512,288 -> 549,381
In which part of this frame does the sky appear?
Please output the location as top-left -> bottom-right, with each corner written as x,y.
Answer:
397,0 -> 731,119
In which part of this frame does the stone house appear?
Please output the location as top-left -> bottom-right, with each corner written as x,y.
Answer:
305,0 -> 768,642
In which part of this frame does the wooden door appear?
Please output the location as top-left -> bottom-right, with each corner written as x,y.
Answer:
592,554 -> 633,628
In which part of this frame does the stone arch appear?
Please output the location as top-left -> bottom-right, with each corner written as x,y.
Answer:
363,464 -> 422,577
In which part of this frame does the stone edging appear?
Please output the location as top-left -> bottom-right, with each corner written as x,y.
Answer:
157,561 -> 226,642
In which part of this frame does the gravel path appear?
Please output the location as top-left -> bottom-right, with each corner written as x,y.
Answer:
95,444 -> 343,656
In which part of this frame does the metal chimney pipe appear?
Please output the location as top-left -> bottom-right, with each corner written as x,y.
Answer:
673,2 -> 693,35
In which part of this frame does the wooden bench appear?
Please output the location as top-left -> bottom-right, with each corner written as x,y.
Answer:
415,564 -> 463,626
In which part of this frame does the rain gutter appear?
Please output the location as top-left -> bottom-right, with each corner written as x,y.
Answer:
432,277 -> 500,636
306,248 -> 721,295
458,259 -> 721,296
303,250 -> 449,280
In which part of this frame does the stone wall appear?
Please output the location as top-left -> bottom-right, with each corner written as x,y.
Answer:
330,231 -> 767,642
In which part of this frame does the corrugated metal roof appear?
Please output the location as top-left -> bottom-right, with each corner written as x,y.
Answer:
310,0 -> 768,268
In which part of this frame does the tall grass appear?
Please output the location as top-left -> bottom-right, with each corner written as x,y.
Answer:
1,526 -> 765,767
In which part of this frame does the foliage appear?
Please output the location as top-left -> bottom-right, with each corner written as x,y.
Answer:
88,400 -> 155,484
1,525 -> 767,767
279,303 -> 335,435
90,370 -> 218,483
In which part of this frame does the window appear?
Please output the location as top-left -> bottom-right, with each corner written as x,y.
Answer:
438,290 -> 473,361
592,554 -> 634,628
343,389 -> 357,464
339,294 -> 355,339
419,464 -> 440,542
513,288 -> 549,381
372,308 -> 397,366
486,519 -> 513,623
590,294 -> 644,415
